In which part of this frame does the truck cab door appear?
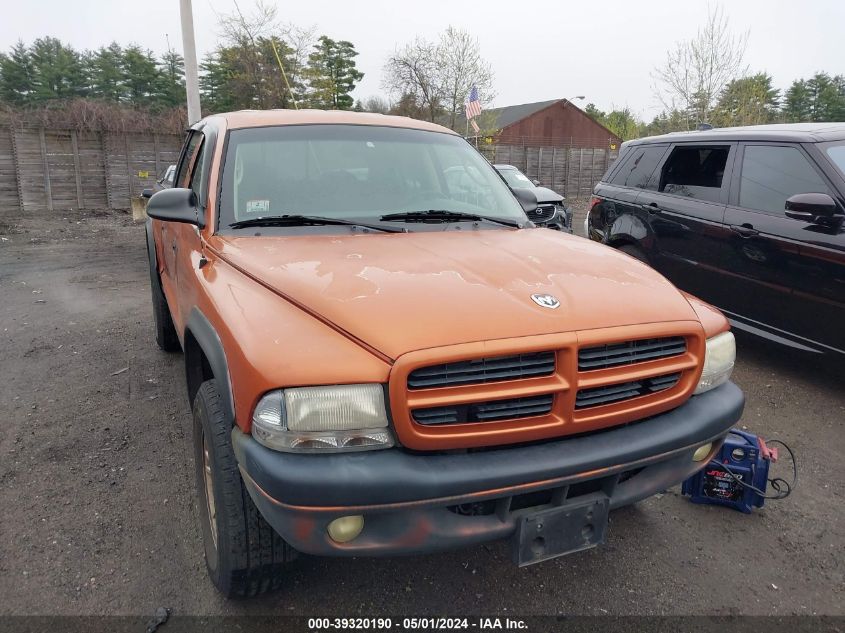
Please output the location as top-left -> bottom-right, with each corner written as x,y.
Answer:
635,142 -> 736,308
159,130 -> 205,329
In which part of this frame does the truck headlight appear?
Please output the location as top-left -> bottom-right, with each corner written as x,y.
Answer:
694,332 -> 735,395
251,384 -> 394,453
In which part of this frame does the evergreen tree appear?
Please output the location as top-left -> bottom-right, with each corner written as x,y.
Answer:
713,73 -> 780,126
87,43 -> 124,102
120,45 -> 162,106
156,48 -> 185,108
29,37 -> 87,101
0,41 -> 35,105
305,36 -> 363,110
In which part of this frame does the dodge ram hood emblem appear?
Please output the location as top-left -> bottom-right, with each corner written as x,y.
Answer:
531,293 -> 560,309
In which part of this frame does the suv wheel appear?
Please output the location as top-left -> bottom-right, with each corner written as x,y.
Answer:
192,379 -> 294,597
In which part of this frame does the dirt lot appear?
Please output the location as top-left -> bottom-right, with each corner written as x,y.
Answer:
0,210 -> 843,617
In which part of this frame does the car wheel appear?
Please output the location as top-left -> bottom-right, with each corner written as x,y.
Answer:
618,244 -> 650,265
146,226 -> 181,352
193,379 -> 294,598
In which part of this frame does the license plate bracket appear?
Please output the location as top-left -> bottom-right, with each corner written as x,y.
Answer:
512,496 -> 609,566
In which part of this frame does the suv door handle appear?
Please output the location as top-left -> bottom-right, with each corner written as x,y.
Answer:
730,224 -> 759,238
646,202 -> 661,214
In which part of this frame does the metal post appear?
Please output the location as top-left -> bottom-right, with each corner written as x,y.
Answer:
180,0 -> 202,124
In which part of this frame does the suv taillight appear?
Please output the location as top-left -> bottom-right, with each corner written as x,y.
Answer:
589,195 -> 602,210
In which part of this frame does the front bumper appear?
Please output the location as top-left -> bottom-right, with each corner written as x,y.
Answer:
232,382 -> 744,556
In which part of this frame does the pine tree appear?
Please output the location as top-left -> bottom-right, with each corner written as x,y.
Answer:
305,36 -> 363,110
88,43 -> 124,102
0,41 -> 35,105
29,37 -> 87,101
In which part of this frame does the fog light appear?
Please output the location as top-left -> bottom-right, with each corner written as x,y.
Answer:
327,515 -> 364,543
692,443 -> 713,462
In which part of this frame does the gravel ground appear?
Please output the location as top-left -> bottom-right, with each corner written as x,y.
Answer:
0,210 -> 842,617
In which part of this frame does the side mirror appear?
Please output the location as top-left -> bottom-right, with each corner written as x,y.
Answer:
141,188 -> 155,199
512,187 -> 539,215
784,193 -> 839,223
146,188 -> 202,226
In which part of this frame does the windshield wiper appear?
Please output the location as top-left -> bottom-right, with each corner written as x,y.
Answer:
228,214 -> 406,233
380,209 -> 525,228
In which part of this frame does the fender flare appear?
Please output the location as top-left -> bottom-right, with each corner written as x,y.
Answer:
184,307 -> 236,424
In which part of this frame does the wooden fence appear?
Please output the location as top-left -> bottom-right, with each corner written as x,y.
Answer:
480,143 -> 619,198
0,125 -> 182,216
0,127 -> 620,217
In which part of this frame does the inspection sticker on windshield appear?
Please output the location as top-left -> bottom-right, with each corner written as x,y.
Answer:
246,199 -> 270,215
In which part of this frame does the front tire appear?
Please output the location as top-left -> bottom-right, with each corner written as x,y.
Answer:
193,379 -> 294,597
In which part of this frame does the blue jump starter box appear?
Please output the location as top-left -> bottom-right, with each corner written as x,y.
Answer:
682,429 -> 773,513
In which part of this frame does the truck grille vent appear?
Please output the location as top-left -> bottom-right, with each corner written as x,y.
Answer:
578,337 -> 686,370
413,394 -> 554,425
575,373 -> 680,409
407,352 -> 555,389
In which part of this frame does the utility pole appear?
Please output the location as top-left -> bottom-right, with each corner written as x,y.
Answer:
180,0 -> 202,124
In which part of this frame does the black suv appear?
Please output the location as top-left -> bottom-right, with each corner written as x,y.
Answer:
587,123 -> 845,357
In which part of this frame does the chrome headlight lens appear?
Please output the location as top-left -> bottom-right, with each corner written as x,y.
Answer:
251,384 -> 394,453
694,331 -> 736,395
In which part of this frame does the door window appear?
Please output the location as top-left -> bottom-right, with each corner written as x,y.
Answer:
608,145 -> 665,189
175,132 -> 203,189
739,145 -> 831,215
658,145 -> 730,202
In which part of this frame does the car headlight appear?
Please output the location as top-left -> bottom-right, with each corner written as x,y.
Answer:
694,331 -> 736,395
251,384 -> 394,453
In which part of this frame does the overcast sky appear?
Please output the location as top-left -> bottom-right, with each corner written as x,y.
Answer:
1,0 -> 842,119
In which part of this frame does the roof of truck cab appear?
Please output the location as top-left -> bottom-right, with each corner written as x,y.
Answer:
626,123 -> 845,147
211,109 -> 459,134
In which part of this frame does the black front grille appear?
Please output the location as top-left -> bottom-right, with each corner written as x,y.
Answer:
578,337 -> 686,370
575,373 -> 680,409
408,352 -> 556,389
527,204 -> 558,223
413,394 -> 554,425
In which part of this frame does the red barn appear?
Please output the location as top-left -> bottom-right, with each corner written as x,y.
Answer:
482,99 -> 621,147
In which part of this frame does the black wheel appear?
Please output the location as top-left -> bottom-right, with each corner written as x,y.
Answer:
618,244 -> 650,265
145,225 -> 180,352
193,379 -> 294,598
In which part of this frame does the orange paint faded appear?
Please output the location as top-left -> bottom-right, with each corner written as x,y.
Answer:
155,109 -> 731,449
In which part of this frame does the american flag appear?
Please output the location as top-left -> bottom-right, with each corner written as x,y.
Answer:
465,86 -> 482,120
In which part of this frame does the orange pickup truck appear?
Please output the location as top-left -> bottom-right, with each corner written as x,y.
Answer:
144,110 -> 743,597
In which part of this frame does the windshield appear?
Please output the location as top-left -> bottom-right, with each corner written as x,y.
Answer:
825,143 -> 845,179
218,124 -> 526,230
497,167 -> 534,190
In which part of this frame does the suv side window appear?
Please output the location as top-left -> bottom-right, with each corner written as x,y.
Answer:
658,145 -> 730,202
609,145 -> 665,189
739,145 -> 831,215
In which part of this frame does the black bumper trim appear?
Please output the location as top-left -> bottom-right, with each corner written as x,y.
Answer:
232,382 -> 744,508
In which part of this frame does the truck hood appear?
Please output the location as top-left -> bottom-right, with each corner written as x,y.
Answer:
211,229 -> 698,360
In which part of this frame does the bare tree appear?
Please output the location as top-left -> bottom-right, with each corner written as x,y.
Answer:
382,38 -> 441,122
363,95 -> 390,113
653,5 -> 748,127
437,27 -> 494,130
382,26 -> 494,127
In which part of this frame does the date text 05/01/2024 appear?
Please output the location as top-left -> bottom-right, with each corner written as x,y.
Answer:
307,618 -> 529,630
